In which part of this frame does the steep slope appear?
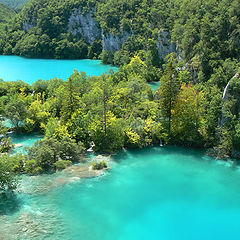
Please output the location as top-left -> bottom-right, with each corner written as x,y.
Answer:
0,2 -> 15,23
0,0 -> 174,61
0,0 -> 239,84
0,3 -> 16,53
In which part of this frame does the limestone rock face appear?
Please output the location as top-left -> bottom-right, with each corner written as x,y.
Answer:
23,21 -> 35,32
102,31 -> 132,52
157,30 -> 177,59
220,71 -> 240,127
23,10 -> 179,58
67,9 -> 101,44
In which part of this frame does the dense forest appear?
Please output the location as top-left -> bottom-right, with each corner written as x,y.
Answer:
0,0 -> 240,191
0,2 -> 15,53
0,3 -> 15,23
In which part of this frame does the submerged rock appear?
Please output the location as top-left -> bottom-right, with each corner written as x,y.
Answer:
19,155 -> 111,195
14,143 -> 24,148
0,155 -> 111,239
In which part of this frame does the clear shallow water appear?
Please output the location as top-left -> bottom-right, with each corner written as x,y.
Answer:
149,81 -> 161,91
1,146 -> 240,240
11,133 -> 43,153
0,56 -> 118,84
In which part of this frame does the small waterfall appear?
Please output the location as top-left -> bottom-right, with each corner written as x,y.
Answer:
160,139 -> 164,147
87,141 -> 95,152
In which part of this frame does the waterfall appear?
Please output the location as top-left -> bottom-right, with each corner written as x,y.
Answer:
219,71 -> 240,129
160,139 -> 163,147
87,141 -> 95,152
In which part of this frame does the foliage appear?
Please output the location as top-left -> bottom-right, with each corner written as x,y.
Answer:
0,154 -> 20,192
1,0 -> 240,165
0,3 -> 15,23
172,83 -> 206,145
0,124 -> 14,153
27,137 -> 85,171
5,95 -> 27,129
54,160 -> 72,170
92,160 -> 107,170
156,58 -> 180,136
24,159 -> 43,175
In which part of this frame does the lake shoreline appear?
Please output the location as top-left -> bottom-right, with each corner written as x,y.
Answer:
2,145 -> 240,240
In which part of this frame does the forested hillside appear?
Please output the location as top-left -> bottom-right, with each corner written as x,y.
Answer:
0,0 -> 240,163
0,0 -> 239,80
0,2 -> 15,23
0,3 -> 15,51
0,0 -> 28,10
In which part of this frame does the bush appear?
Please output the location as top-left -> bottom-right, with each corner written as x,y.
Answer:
54,160 -> 72,170
92,160 -> 108,170
101,50 -> 114,64
0,155 -> 19,191
25,159 -> 43,175
27,137 -> 85,173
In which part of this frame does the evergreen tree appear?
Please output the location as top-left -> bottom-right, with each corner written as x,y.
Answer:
157,59 -> 180,136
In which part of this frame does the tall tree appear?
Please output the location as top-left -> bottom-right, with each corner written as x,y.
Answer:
172,83 -> 206,144
5,95 -> 27,130
157,59 -> 180,136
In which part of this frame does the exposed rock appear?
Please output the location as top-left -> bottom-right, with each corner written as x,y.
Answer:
14,143 -> 24,149
14,207 -> 66,240
220,71 -> 240,127
23,21 -> 35,32
64,160 -> 109,179
24,9 -> 178,58
157,30 -> 177,59
19,157 -> 110,195
67,9 -> 101,44
102,31 -> 132,52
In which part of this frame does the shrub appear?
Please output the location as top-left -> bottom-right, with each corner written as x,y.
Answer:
54,160 -> 72,170
92,160 -> 108,170
0,155 -> 19,191
25,159 -> 43,175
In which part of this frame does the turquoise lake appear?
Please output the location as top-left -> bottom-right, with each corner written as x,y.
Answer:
1,146 -> 240,240
11,133 -> 43,153
0,56 -> 118,84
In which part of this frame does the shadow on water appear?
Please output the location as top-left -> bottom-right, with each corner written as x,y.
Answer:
112,145 -> 206,163
0,191 -> 22,215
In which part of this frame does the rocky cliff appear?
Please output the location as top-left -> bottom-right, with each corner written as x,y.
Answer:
20,6 -> 177,59
67,11 -> 176,56
67,9 -> 101,44
102,31 -> 132,52
157,30 -> 177,59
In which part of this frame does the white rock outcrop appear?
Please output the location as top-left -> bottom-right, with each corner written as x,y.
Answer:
67,9 -> 101,44
102,31 -> 132,52
157,30 -> 176,59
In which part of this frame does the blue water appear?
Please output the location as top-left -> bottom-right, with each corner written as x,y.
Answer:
0,56 -> 118,84
11,133 -> 43,153
149,81 -> 161,91
1,146 -> 240,239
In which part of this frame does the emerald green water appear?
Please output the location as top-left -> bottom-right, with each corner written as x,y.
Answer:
149,81 -> 161,91
0,56 -> 118,84
11,133 -> 43,153
1,146 -> 240,240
